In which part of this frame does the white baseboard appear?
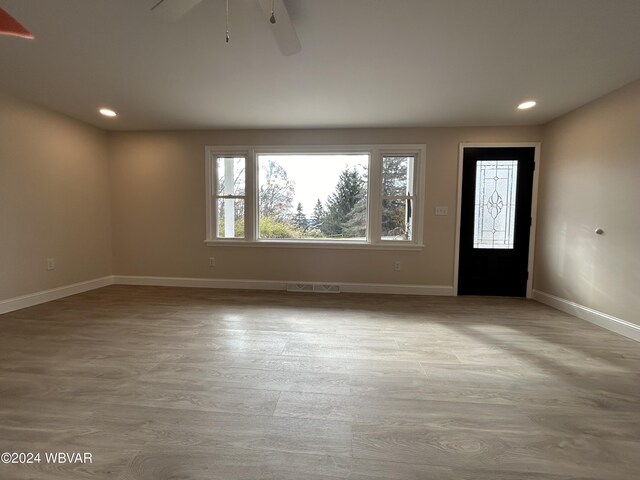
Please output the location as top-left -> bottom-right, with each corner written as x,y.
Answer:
532,290 -> 640,343
340,282 -> 453,296
0,276 -> 114,315
113,275 -> 455,297
113,275 -> 285,291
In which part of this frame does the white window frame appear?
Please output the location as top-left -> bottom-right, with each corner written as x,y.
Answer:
205,144 -> 426,250
379,150 -> 419,244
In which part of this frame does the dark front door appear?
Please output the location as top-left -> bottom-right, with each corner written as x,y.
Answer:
458,147 -> 535,297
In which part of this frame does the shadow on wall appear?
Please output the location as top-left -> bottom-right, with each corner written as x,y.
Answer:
556,220 -> 617,317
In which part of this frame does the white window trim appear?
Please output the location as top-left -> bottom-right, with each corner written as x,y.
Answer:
205,144 -> 426,250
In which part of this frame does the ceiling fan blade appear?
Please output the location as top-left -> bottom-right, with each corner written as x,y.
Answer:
0,7 -> 34,39
257,0 -> 301,56
150,0 -> 203,21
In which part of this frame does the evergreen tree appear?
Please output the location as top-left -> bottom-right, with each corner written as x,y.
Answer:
382,157 -> 410,236
322,168 -> 366,238
311,198 -> 325,231
382,157 -> 409,196
293,202 -> 308,231
343,192 -> 367,238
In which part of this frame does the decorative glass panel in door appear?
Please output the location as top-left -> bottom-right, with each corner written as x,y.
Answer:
473,160 -> 518,249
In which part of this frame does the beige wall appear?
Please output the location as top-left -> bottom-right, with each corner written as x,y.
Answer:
109,126 -> 542,286
535,80 -> 640,326
0,93 -> 112,300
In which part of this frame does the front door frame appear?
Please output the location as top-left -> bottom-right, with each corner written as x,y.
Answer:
454,142 -> 541,298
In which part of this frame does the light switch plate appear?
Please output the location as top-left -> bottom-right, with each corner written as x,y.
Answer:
435,206 -> 448,216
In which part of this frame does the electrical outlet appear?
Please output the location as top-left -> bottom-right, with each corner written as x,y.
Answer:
394,261 -> 401,271
46,258 -> 55,270
208,257 -> 216,267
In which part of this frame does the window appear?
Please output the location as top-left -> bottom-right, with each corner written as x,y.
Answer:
205,145 -> 425,249
382,156 -> 415,241
257,153 -> 369,241
212,155 -> 246,239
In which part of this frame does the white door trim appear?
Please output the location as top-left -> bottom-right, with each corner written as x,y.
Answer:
454,143 -> 541,298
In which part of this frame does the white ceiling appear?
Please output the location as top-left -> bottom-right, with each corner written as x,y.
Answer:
1,0 -> 640,131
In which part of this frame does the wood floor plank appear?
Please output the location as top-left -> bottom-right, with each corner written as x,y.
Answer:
281,341 -> 460,363
274,391 -> 543,433
351,423 -> 638,478
144,364 -> 351,395
229,353 -> 426,377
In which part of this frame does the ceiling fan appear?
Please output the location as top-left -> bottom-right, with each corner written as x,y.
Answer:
151,0 -> 301,56
0,7 -> 34,39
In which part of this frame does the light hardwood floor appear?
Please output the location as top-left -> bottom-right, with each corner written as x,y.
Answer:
0,285 -> 639,479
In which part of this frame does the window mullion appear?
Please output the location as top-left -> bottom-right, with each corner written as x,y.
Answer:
245,150 -> 256,242
206,151 -> 215,241
369,148 -> 382,244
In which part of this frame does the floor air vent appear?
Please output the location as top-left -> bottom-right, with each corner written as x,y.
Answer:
286,283 -> 341,293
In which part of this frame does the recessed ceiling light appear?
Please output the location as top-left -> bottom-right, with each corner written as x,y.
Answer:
99,108 -> 117,117
517,100 -> 537,110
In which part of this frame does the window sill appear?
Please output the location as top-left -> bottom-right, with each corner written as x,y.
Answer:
204,239 -> 424,251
